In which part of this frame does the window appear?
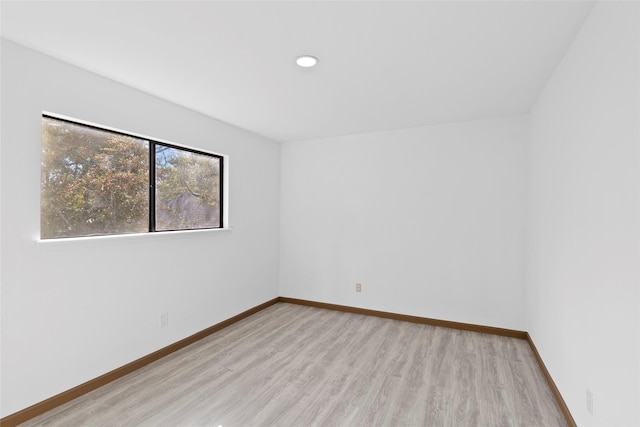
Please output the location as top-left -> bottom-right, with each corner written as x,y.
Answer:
41,114 -> 224,239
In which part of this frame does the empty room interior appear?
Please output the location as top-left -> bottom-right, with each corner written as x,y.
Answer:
1,1 -> 639,426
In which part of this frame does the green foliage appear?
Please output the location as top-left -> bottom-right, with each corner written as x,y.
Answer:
41,117 -> 149,238
155,146 -> 219,206
40,117 -> 222,238
155,146 -> 220,230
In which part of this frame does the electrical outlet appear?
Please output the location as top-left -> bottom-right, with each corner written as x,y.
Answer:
356,283 -> 362,292
586,389 -> 593,416
160,312 -> 169,328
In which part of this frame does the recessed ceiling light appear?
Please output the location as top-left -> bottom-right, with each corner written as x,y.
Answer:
296,55 -> 318,68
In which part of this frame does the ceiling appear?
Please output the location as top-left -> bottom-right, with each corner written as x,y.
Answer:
1,1 -> 595,142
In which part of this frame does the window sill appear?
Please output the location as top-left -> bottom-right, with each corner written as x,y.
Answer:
36,227 -> 232,244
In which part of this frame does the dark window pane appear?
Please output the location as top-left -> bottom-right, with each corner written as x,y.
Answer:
41,117 -> 149,238
155,145 -> 221,231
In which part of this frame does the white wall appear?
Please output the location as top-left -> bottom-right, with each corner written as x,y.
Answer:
527,2 -> 639,426
280,116 -> 527,330
3,2 -> 638,423
0,40 -> 281,417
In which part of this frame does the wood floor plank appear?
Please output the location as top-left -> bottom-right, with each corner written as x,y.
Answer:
20,303 -> 566,426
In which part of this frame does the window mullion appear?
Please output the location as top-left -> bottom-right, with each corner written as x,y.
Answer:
149,142 -> 156,232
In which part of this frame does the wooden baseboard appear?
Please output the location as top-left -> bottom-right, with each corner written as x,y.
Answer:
526,333 -> 577,427
278,296 -> 528,339
0,297 -> 280,427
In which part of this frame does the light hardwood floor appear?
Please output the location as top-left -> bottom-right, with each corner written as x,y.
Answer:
21,303 -> 566,426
